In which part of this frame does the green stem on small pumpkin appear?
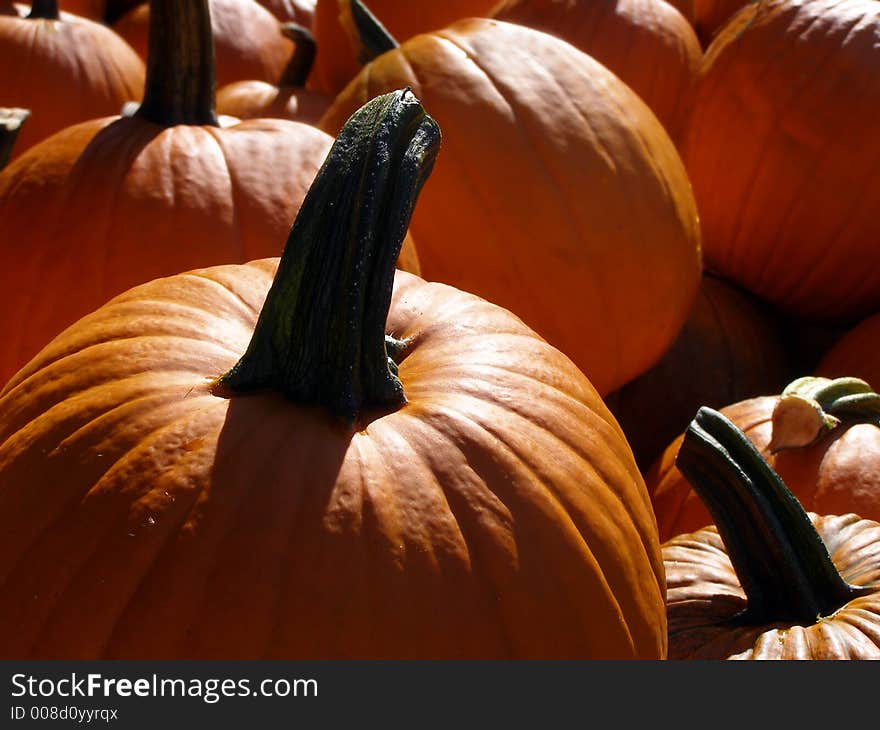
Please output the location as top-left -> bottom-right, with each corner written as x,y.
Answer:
676,406 -> 870,625
136,0 -> 219,127
0,108 -> 29,169
215,89 -> 440,424
278,23 -> 317,88
27,0 -> 59,19
349,0 -> 399,65
768,376 -> 880,452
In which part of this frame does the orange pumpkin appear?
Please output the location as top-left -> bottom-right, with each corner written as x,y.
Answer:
216,24 -> 332,126
113,0 -> 295,88
647,376 -> 880,542
665,407 -> 880,659
816,312 -> 880,388
0,0 -> 339,387
605,273 -> 791,471
680,0 -> 880,322
692,0 -> 750,46
257,0 -> 315,25
0,0 -> 144,160
58,0 -> 143,22
0,90 -> 667,660
319,16 -> 702,397
308,0 -> 499,95
490,0 -> 702,142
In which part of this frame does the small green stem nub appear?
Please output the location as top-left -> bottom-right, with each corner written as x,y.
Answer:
279,23 -> 317,88
349,0 -> 399,65
136,0 -> 219,127
215,89 -> 440,424
0,108 -> 29,169
676,407 -> 869,625
27,0 -> 59,19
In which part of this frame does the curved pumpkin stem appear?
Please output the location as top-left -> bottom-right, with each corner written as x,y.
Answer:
27,0 -> 59,19
136,0 -> 219,127
279,23 -> 317,88
0,108 -> 29,169
215,89 -> 441,424
676,407 -> 870,625
346,0 -> 399,65
768,376 -> 880,452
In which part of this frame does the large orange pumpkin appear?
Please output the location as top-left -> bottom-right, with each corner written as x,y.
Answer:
490,0 -> 702,142
319,16 -> 702,397
0,0 -> 144,160
308,0 -> 499,95
647,376 -> 880,542
113,0 -> 295,88
692,0 -> 750,46
665,407 -> 880,659
257,0 -> 315,25
680,0 -> 880,322
0,90 -> 667,660
816,312 -> 880,388
0,0 -> 338,388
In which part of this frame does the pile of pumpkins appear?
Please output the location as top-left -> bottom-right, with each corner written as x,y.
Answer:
0,0 -> 878,660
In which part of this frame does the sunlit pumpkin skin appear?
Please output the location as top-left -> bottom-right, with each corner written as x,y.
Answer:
692,0 -> 750,46
666,514 -> 880,658
0,91 -> 666,660
58,1 -> 144,21
258,0 -> 315,25
664,408 -> 880,659
309,0 -> 499,95
605,273 -> 791,472
647,387 -> 880,542
490,0 -> 702,142
319,18 -> 702,397
681,0 -> 880,322
113,0 -> 295,88
0,2 -> 144,161
816,312 -> 880,388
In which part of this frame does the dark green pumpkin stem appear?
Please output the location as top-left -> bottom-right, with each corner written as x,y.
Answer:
279,23 -> 317,88
215,89 -> 440,424
136,0 -> 219,127
0,108 -> 29,169
676,407 -> 869,625
27,0 -> 59,19
350,0 -> 399,65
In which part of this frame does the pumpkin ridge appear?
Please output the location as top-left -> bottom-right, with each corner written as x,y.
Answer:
431,32 -> 623,374
201,126 -> 247,262
436,394 -> 654,655
180,271 -> 265,318
392,410 -> 521,658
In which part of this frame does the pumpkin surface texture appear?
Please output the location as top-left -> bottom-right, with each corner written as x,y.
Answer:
319,15 -> 702,397
664,407 -> 880,659
0,89 -> 667,660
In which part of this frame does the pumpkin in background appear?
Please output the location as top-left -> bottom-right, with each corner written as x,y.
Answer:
490,0 -> 702,142
816,312 -> 880,388
113,0 -> 294,88
0,0 -> 144,161
680,0 -> 880,323
0,0 -> 343,387
647,376 -> 880,542
661,0 -> 694,23
216,23 -> 332,126
692,0 -> 749,46
59,0 -> 143,22
605,272 -> 791,472
319,15 -> 702,397
308,0 -> 499,95
258,0 -> 315,25
0,90 -> 667,660
664,407 -> 880,659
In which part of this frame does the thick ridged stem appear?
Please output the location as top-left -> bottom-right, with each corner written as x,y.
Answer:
348,0 -> 398,64
0,108 -> 29,169
676,407 -> 869,625
279,23 -> 317,87
215,89 -> 440,424
135,0 -> 219,126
